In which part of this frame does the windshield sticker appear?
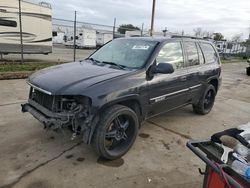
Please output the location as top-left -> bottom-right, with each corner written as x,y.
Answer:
132,45 -> 150,50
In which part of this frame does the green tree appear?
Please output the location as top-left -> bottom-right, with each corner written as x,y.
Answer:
118,24 -> 140,34
213,33 -> 224,41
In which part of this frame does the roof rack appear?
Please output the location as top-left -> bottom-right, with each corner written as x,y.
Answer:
171,35 -> 205,40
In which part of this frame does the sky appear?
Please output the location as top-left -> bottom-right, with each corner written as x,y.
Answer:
29,0 -> 250,40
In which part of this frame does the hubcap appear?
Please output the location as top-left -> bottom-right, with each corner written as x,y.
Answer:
104,114 -> 133,151
204,90 -> 214,110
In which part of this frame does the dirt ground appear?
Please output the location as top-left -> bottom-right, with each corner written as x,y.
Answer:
0,62 -> 250,188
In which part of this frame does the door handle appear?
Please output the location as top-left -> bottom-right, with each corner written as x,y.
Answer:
180,76 -> 187,81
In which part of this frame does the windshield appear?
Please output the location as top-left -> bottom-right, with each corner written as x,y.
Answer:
89,39 -> 158,69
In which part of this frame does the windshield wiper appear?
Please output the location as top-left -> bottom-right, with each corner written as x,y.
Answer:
86,57 -> 101,64
87,58 -> 127,70
102,61 -> 127,70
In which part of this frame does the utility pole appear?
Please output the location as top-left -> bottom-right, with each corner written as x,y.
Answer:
18,0 -> 24,64
113,18 -> 116,39
150,0 -> 156,36
141,23 -> 144,36
249,27 -> 250,39
73,11 -> 76,61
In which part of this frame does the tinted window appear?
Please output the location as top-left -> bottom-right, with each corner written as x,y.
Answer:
184,42 -> 199,66
156,42 -> 184,69
0,19 -> 17,27
197,44 -> 205,64
200,43 -> 218,64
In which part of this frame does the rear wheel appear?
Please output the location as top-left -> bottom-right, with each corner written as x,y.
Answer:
246,67 -> 250,76
92,105 -> 139,160
193,85 -> 216,115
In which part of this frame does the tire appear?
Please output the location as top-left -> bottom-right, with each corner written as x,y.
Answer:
246,67 -> 250,76
92,105 -> 139,160
193,85 -> 216,115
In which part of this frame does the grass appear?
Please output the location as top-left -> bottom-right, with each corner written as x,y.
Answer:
221,57 -> 247,64
0,62 -> 61,72
221,60 -> 244,64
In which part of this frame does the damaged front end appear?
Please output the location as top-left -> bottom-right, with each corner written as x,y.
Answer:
21,85 -> 93,142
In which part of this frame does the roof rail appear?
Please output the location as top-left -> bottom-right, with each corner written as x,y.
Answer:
171,35 -> 205,40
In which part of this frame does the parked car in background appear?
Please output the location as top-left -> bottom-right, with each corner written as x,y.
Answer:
22,36 -> 222,160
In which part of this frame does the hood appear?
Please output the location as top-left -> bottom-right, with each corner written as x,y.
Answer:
28,61 -> 129,95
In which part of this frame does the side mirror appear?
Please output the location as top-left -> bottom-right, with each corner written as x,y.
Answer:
154,63 -> 174,74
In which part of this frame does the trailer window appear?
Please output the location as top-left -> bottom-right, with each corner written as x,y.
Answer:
52,31 -> 57,37
0,19 -> 17,27
63,35 -> 67,42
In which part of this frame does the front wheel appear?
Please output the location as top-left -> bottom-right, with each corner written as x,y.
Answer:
193,85 -> 216,115
92,105 -> 139,160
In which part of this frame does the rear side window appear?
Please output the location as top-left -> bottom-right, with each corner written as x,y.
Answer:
200,43 -> 218,64
184,42 -> 199,66
0,19 -> 17,27
156,42 -> 184,69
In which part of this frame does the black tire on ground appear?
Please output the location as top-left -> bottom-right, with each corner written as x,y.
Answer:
92,105 -> 139,160
193,84 -> 216,115
246,67 -> 250,76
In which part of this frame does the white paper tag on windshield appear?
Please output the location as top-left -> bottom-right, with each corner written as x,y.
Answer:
132,45 -> 150,50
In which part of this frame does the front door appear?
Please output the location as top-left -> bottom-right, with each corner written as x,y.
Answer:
147,41 -> 189,117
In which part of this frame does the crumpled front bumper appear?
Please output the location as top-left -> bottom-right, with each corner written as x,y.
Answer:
21,101 -> 74,129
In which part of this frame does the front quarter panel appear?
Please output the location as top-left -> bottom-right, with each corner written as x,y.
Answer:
81,70 -> 148,115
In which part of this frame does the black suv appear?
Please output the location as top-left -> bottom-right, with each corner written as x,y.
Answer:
22,36 -> 222,159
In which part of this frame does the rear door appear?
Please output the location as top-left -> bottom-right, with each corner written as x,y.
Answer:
183,41 -> 205,103
147,41 -> 189,117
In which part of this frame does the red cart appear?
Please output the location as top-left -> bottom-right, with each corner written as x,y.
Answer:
187,140 -> 250,188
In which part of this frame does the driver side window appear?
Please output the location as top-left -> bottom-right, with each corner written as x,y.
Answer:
156,42 -> 184,70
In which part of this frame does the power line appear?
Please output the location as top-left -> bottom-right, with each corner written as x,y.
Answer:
52,18 -> 144,31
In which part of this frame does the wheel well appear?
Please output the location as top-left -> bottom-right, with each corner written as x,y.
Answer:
209,79 -> 218,92
88,99 -> 143,144
118,100 -> 142,119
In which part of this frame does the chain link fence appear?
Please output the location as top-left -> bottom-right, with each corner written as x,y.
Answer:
0,0 -> 249,65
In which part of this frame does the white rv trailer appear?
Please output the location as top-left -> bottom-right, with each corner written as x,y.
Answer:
125,30 -> 141,37
214,40 -> 246,54
64,28 -> 96,48
52,31 -> 65,44
0,0 -> 52,54
96,32 -> 113,46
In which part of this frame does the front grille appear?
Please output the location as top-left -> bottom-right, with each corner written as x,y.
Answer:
31,89 -> 54,111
